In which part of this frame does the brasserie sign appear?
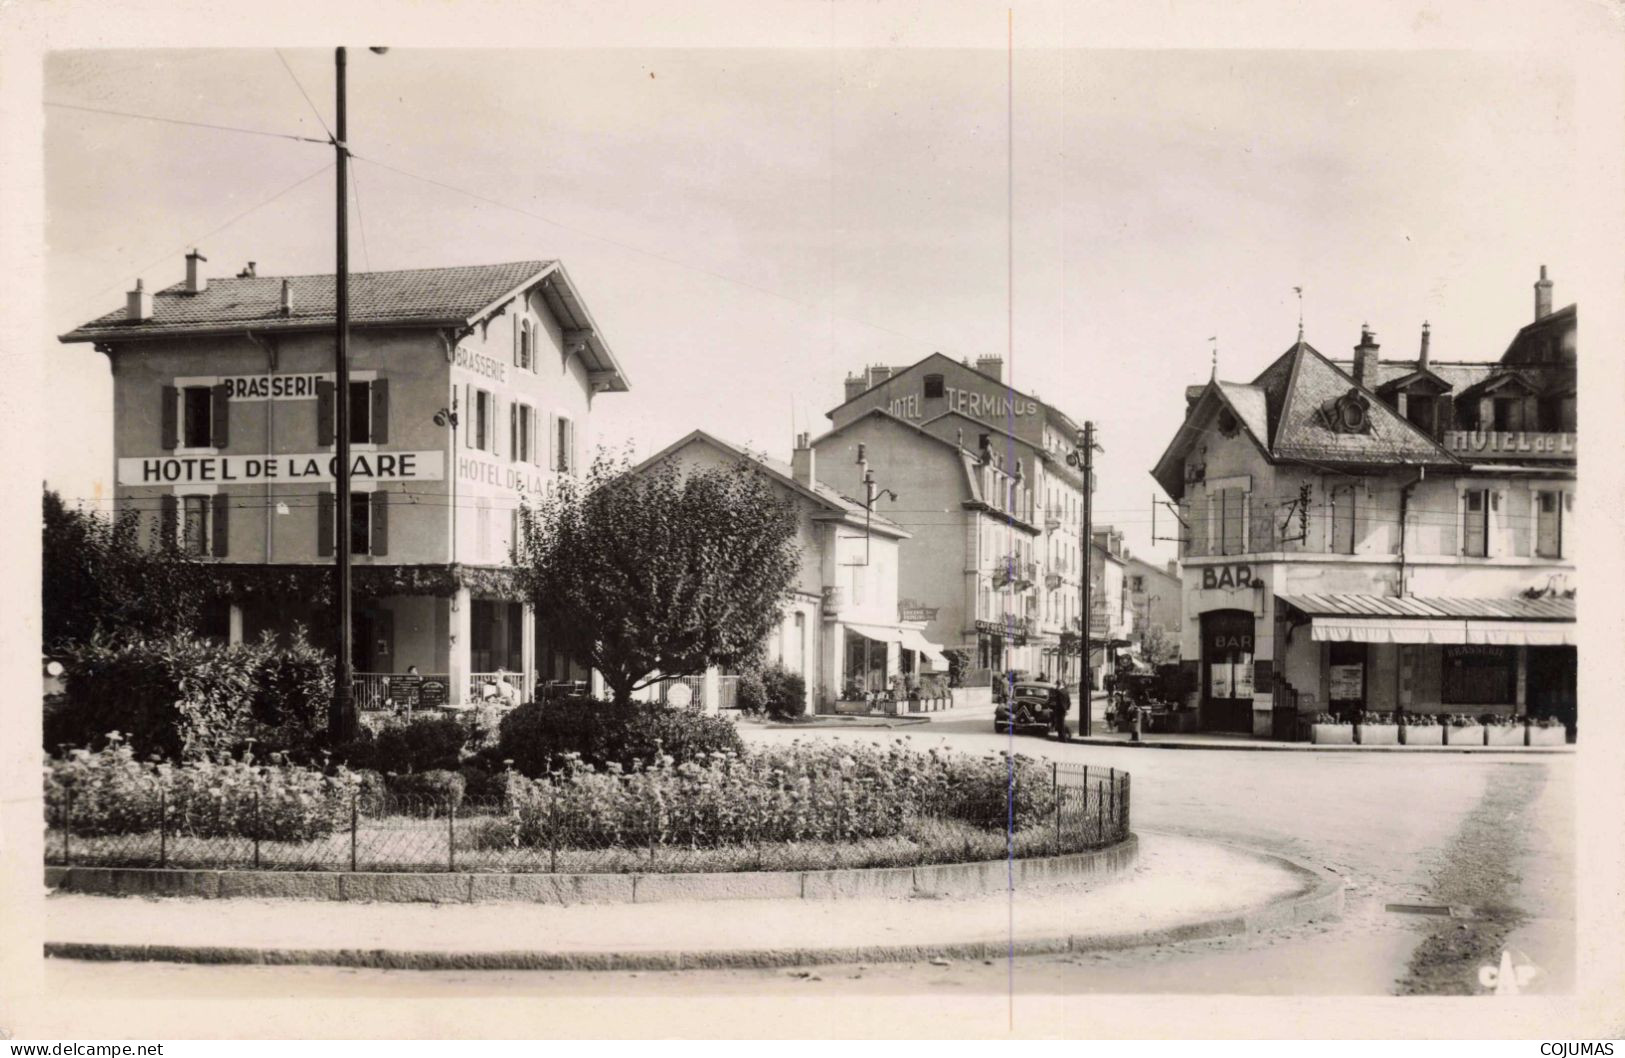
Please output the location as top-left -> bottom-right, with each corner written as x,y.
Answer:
118,450 -> 445,485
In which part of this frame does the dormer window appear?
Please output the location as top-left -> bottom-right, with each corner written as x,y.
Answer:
1317,389 -> 1372,434
1216,408 -> 1240,438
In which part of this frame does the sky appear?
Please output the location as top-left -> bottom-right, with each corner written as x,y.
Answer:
43,47 -> 1574,563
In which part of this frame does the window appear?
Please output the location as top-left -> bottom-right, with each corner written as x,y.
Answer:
515,318 -> 534,372
1406,394 -> 1436,434
1536,490 -> 1563,558
1441,645 -> 1516,705
511,403 -> 536,463
349,493 -> 371,556
923,373 -> 944,399
1463,489 -> 1488,558
1217,487 -> 1246,556
1492,397 -> 1520,431
555,415 -> 576,473
473,389 -> 494,452
1329,487 -> 1356,554
316,379 -> 388,445
182,387 -> 213,448
181,495 -> 209,556
317,491 -> 387,557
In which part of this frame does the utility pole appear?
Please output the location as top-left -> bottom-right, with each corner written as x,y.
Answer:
330,46 -> 355,741
1071,422 -> 1100,737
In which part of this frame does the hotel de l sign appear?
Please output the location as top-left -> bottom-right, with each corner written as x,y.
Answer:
61,254 -> 628,707
1151,267 -> 1577,739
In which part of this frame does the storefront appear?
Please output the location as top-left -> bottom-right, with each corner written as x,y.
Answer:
1200,609 -> 1256,733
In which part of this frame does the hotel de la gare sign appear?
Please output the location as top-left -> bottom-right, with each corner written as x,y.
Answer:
1442,430 -> 1576,460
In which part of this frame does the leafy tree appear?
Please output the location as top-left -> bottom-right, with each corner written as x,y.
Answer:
42,488 -> 211,652
515,452 -> 801,705
1139,622 -> 1180,666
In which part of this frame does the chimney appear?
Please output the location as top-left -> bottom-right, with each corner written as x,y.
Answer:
975,355 -> 1004,382
125,279 -> 154,322
1353,325 -> 1380,388
1418,321 -> 1431,371
184,249 -> 208,294
279,279 -> 294,316
237,261 -> 257,278
790,432 -> 816,488
867,364 -> 893,387
1534,264 -> 1553,321
843,372 -> 866,401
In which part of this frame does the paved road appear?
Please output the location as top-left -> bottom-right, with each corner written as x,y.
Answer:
38,705 -> 1574,1013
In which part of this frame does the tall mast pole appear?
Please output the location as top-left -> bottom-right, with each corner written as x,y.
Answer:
1079,421 -> 1096,737
331,46 -> 355,741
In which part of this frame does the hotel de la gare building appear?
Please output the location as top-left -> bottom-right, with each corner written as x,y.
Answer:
60,254 -> 630,707
1151,268 -> 1577,740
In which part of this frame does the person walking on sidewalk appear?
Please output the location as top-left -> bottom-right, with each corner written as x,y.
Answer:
1050,682 -> 1072,742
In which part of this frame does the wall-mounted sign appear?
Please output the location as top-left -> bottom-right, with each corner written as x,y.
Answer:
887,394 -> 923,419
118,450 -> 445,486
452,347 -> 508,384
457,455 -> 552,495
1443,431 -> 1575,460
1200,564 -> 1261,590
1329,664 -> 1364,701
418,679 -> 448,708
220,373 -> 331,401
900,606 -> 939,623
944,385 -> 1040,422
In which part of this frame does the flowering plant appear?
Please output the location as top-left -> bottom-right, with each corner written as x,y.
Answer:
1402,712 -> 1439,726
1311,712 -> 1349,725
1361,712 -> 1395,725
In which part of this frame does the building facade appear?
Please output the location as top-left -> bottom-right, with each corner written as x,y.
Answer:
1123,552 -> 1183,662
631,430 -> 943,714
61,254 -> 630,708
1088,528 -> 1134,689
1150,268 -> 1577,738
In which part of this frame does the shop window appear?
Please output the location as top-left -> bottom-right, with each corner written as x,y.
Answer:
1536,490 -> 1563,558
1441,645 -> 1516,705
1463,489 -> 1488,557
1327,641 -> 1366,716
924,373 -> 944,399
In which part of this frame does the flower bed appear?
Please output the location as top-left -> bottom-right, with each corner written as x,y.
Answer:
1529,719 -> 1567,746
44,739 -> 1131,874
1485,720 -> 1526,747
1442,715 -> 1483,747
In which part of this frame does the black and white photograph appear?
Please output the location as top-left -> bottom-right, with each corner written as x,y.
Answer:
2,0 -> 1622,1044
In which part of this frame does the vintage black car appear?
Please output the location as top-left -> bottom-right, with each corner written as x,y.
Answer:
993,680 -> 1068,738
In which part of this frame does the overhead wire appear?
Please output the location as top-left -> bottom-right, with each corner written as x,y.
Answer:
44,101 -> 331,146
273,49 -> 335,142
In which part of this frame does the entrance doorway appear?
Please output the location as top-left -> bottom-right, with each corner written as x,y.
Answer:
1200,609 -> 1255,733
1327,641 -> 1367,719
1526,645 -> 1576,737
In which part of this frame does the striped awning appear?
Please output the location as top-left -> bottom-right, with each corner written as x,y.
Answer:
1277,593 -> 1575,646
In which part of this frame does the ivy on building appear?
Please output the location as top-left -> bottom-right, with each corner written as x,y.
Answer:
206,564 -> 525,607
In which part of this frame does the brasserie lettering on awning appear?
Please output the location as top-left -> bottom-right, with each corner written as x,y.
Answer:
118,451 -> 445,486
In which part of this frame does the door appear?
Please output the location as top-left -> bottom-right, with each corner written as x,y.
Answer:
1526,646 -> 1576,738
1327,641 -> 1367,719
1200,610 -> 1255,733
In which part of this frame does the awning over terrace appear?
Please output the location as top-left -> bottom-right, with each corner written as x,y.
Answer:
1276,593 -> 1576,647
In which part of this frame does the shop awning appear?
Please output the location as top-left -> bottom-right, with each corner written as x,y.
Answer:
844,622 -> 905,645
1277,593 -> 1575,647
899,629 -> 949,668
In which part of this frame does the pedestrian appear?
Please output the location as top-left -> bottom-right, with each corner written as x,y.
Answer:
1050,682 -> 1071,742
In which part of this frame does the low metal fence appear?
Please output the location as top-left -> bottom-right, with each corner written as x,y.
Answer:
45,764 -> 1129,875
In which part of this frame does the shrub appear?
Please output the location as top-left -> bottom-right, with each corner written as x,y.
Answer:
759,663 -> 807,720
458,763 -> 510,803
335,717 -> 467,775
384,769 -> 466,812
943,648 -> 971,688
735,671 -> 768,714
472,741 -> 1057,852
44,736 -> 360,840
496,698 -> 744,777
248,629 -> 332,760
55,633 -> 261,759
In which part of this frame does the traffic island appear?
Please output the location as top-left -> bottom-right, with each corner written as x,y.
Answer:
43,831 -> 1343,971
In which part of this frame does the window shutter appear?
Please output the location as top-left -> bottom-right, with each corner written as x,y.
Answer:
531,408 -> 543,466
371,491 -> 389,556
211,493 -> 229,557
370,379 -> 389,444
546,412 -> 557,471
211,384 -> 230,448
513,315 -> 522,366
159,493 -> 179,547
569,418 -> 579,474
491,396 -> 503,458
316,381 -> 335,447
161,386 -> 179,450
317,492 -> 335,557
509,401 -> 518,463
464,385 -> 475,449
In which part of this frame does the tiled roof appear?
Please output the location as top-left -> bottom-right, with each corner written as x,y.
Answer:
1277,593 -> 1574,622
1215,382 -> 1269,446
1268,343 -> 1454,465
62,260 -> 556,340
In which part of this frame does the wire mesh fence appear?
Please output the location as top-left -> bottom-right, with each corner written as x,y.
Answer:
45,764 -> 1129,875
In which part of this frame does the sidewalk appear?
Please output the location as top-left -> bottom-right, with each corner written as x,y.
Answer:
1068,730 -> 1576,753
44,832 -> 1339,970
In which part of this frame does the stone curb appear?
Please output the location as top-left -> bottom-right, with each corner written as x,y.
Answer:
44,834 -> 1139,906
42,837 -> 1343,971
1069,738 -> 1574,754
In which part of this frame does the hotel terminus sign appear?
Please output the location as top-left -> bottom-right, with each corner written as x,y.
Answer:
1443,431 -> 1576,460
